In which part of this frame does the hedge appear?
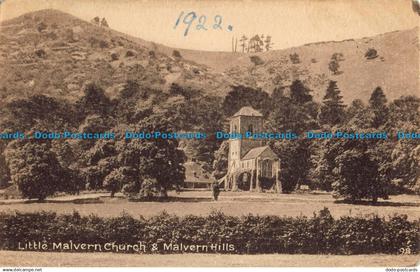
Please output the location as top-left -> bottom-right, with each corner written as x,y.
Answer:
0,208 -> 418,255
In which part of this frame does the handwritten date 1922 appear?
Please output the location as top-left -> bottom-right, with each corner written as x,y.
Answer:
174,11 -> 233,36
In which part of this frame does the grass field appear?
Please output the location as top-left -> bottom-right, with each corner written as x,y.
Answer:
0,191 -> 418,219
0,251 -> 419,267
0,191 -> 418,267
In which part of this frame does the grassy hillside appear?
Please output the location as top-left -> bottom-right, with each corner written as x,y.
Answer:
0,9 -> 418,105
0,9 -> 229,105
219,28 -> 419,103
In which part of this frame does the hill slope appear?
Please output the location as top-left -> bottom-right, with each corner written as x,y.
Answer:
0,9 -> 229,104
0,9 -> 418,104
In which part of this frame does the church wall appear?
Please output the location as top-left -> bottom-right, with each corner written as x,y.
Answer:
238,116 -> 263,158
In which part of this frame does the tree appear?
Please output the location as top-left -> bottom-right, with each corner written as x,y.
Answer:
5,141 -> 66,201
331,53 -> 344,61
89,115 -> 186,198
391,138 -> 420,191
239,35 -> 248,52
76,83 -> 112,117
268,83 -> 318,134
0,142 -> 9,188
272,139 -> 312,193
365,48 -> 378,60
250,55 -> 264,66
212,141 -> 229,179
104,167 -> 139,197
78,136 -> 119,191
264,35 -> 273,51
222,85 -> 271,117
333,148 -> 389,203
290,80 -> 313,105
328,59 -> 340,75
269,82 -> 317,193
172,50 -> 182,58
289,53 -> 300,64
248,35 -> 263,53
315,127 -> 391,200
369,87 -> 388,128
318,81 -> 346,126
100,18 -> 109,27
0,95 -> 77,132
91,16 -> 100,25
386,96 -> 420,131
37,22 -> 47,32
134,115 -> 186,196
346,99 -> 374,129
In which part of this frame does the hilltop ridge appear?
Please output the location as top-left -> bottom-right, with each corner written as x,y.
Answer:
0,9 -> 418,104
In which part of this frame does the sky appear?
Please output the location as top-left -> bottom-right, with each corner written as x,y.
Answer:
0,0 -> 418,52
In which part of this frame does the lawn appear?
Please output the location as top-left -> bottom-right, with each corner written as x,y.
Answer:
0,250 -> 418,267
0,190 -> 418,219
0,191 -> 418,267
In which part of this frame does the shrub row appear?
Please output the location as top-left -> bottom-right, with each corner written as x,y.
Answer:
0,208 -> 418,254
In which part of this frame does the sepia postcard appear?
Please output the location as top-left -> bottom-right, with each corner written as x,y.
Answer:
0,0 -> 419,270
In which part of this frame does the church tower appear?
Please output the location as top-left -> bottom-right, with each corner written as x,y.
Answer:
227,107 -> 263,177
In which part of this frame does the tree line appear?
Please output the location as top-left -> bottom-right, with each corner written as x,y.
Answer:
214,81 -> 420,202
0,79 -> 419,202
231,34 -> 274,53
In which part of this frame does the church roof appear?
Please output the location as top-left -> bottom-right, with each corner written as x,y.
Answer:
233,106 -> 263,117
242,146 -> 277,160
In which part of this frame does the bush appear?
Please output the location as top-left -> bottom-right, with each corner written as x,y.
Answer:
110,52 -> 119,61
289,53 -> 300,64
125,50 -> 135,57
99,40 -> 109,49
0,208 -> 417,254
365,48 -> 378,60
34,49 -> 46,58
249,55 -> 264,66
37,22 -> 47,32
172,50 -> 182,58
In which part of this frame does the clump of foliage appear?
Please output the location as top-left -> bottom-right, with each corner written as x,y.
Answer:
172,50 -> 182,58
365,48 -> 378,60
110,52 -> 119,61
289,53 -> 300,64
34,49 -> 46,58
250,55 -> 264,66
125,50 -> 135,57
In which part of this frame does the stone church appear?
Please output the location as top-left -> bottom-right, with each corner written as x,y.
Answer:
220,107 -> 281,192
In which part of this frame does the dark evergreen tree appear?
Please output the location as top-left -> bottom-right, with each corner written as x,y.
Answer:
222,85 -> 271,117
369,87 -> 388,128
100,17 -> 109,27
268,82 -> 318,193
77,83 -> 112,117
318,81 -> 346,126
290,80 -> 312,105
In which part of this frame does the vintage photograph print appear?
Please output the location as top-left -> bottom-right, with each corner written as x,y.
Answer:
0,0 -> 419,269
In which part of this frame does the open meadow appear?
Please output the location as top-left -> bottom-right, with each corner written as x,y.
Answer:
0,190 -> 418,219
